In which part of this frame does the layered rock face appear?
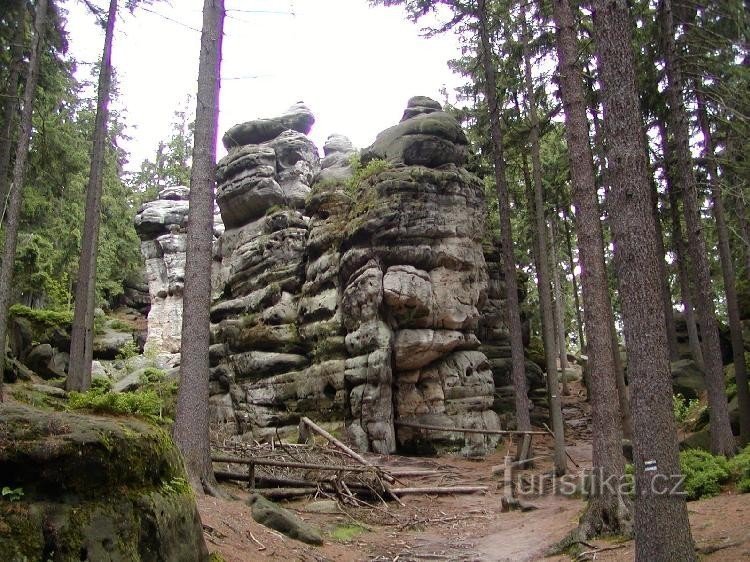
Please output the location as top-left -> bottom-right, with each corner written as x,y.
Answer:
138,99 -> 520,455
135,185 -> 223,355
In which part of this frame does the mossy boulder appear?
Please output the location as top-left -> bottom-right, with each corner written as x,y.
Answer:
247,493 -> 323,545
0,404 -> 207,561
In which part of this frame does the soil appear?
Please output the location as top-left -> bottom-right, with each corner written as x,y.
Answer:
199,379 -> 750,561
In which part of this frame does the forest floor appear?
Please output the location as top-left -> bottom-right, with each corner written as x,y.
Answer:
199,379 -> 750,561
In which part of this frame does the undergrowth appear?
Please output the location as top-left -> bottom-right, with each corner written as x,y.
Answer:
68,368 -> 176,424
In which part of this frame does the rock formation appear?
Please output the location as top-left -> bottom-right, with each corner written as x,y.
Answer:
0,404 -> 208,560
137,99 -> 540,456
135,185 -> 223,356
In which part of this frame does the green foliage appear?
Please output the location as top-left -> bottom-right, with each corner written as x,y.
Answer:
729,445 -> 750,493
679,449 -> 731,500
69,367 -> 176,423
672,393 -> 702,424
116,340 -> 139,361
8,304 -> 72,328
91,376 -> 113,393
345,157 -> 390,196
1,487 -> 24,502
68,388 -> 163,419
14,60 -> 143,308
160,476 -> 191,497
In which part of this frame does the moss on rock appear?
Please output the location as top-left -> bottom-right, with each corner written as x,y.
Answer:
0,405 -> 207,561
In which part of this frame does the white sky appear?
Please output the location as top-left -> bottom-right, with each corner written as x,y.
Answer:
63,0 -> 464,171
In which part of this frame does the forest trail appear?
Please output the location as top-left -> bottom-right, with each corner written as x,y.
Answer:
199,373 -> 750,561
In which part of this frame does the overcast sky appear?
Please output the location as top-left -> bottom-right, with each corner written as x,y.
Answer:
63,0 -> 464,171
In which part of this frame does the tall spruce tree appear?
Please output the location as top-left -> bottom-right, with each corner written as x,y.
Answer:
173,0 -> 225,492
67,0 -> 118,392
659,0 -> 735,456
550,0 -> 631,542
0,0 -> 48,402
591,0 -> 696,558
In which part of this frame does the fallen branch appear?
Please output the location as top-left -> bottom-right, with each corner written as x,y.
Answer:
212,455 -> 380,473
395,421 -> 547,435
391,486 -> 488,496
246,530 -> 266,551
214,469 -> 371,493
299,417 -> 395,483
253,487 -> 319,500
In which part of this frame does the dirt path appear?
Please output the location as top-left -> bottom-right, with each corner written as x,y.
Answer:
201,378 -> 750,561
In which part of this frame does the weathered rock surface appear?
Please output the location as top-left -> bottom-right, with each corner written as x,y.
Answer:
135,185 -> 223,355
247,493 -> 323,545
138,99 -> 536,456
0,404 -> 208,561
223,102 -> 315,148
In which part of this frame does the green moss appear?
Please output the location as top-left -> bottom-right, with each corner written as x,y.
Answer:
329,523 -> 367,542
11,386 -> 63,411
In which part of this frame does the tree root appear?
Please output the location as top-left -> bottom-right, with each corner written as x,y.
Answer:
547,495 -> 633,556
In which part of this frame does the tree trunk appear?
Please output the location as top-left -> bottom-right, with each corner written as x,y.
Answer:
173,0 -> 225,493
0,0 -> 48,402
735,190 -> 750,276
588,88 -> 632,437
550,220 -> 570,396
550,0 -> 631,543
67,0 -> 118,392
591,0 -> 696,559
650,176 -> 679,361
695,87 -> 750,445
0,0 -> 25,216
659,0 -> 735,456
519,2 -> 566,476
562,209 -> 586,354
666,172 -> 704,371
475,0 -> 532,438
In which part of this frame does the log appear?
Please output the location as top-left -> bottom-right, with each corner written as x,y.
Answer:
391,486 -> 488,495
212,455 -> 378,473
253,487 -> 318,500
213,455 -> 438,478
394,421 -> 547,436
214,470 -> 370,493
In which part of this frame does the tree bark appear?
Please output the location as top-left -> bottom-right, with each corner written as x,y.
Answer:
550,219 -> 570,395
561,209 -> 586,354
588,87 -> 632,437
664,151 -> 704,370
649,176 -> 679,361
518,1 -> 566,475
475,0 -> 532,439
0,0 -> 25,217
659,0 -> 735,456
67,0 -> 118,392
695,87 -> 750,445
173,0 -> 225,492
550,0 -> 631,542
0,0 -> 48,402
591,0 -> 696,559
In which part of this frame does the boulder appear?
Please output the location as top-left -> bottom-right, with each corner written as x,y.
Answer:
247,493 -> 323,545
24,344 -> 65,380
92,329 -> 134,360
671,358 -> 705,399
222,102 -> 315,148
0,404 -> 208,561
361,98 -> 468,167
